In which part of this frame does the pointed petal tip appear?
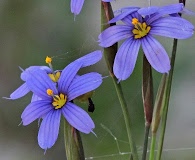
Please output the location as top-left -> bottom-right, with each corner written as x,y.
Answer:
98,43 -> 106,48
62,103 -> 95,134
160,65 -> 171,74
155,62 -> 171,74
18,121 -> 23,126
117,79 -> 121,83
38,110 -> 61,150
81,128 -> 96,134
18,66 -> 24,72
157,69 -> 170,74
20,118 -> 30,126
21,121 -> 27,126
2,96 -> 11,100
3,95 -> 25,100
115,76 -> 128,83
71,0 -> 84,16
91,130 -> 97,137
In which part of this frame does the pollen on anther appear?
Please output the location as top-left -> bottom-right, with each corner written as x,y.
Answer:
132,18 -> 139,25
45,56 -> 52,64
47,89 -> 53,96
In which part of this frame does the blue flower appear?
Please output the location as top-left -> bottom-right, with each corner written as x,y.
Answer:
98,3 -> 194,81
21,51 -> 103,150
6,51 -> 102,101
71,0 -> 113,15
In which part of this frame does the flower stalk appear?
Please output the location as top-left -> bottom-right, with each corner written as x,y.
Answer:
156,1 -> 186,159
149,133 -> 156,160
142,55 -> 153,160
156,39 -> 178,160
149,74 -> 167,160
101,2 -> 138,160
64,118 -> 85,160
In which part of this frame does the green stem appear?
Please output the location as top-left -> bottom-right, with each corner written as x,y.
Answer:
156,39 -> 178,160
142,55 -> 153,160
156,2 -> 185,158
112,77 -> 139,160
142,124 -> 150,160
148,74 -> 167,160
101,2 -> 139,160
64,119 -> 85,160
149,133 -> 156,160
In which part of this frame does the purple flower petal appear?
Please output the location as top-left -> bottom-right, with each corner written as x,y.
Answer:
71,0 -> 85,15
98,25 -> 133,47
113,38 -> 141,81
21,100 -> 53,125
158,3 -> 184,14
62,102 -> 94,134
58,51 -> 102,94
8,83 -> 30,100
38,110 -> 61,150
75,50 -> 102,68
67,72 -> 102,101
26,69 -> 57,99
142,35 -> 170,73
150,17 -> 194,39
21,66 -> 51,81
138,6 -> 159,16
147,3 -> 184,24
122,11 -> 142,25
58,62 -> 82,94
31,93 -> 42,102
109,7 -> 139,24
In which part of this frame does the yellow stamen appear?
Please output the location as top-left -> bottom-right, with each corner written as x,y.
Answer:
55,71 -> 61,81
132,18 -> 139,25
131,18 -> 151,39
48,74 -> 55,82
52,93 -> 67,109
47,89 -> 53,96
45,56 -> 52,64
46,89 -> 67,109
48,71 -> 61,82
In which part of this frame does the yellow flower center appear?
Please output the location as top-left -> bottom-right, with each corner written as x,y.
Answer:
132,18 -> 151,39
48,71 -> 61,82
47,89 -> 67,109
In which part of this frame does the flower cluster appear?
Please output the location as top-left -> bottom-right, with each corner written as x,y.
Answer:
6,1 -> 195,154
7,51 -> 103,150
99,3 -> 194,81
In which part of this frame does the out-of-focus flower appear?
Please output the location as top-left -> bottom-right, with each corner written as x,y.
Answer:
71,0 -> 113,15
99,3 -> 194,81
